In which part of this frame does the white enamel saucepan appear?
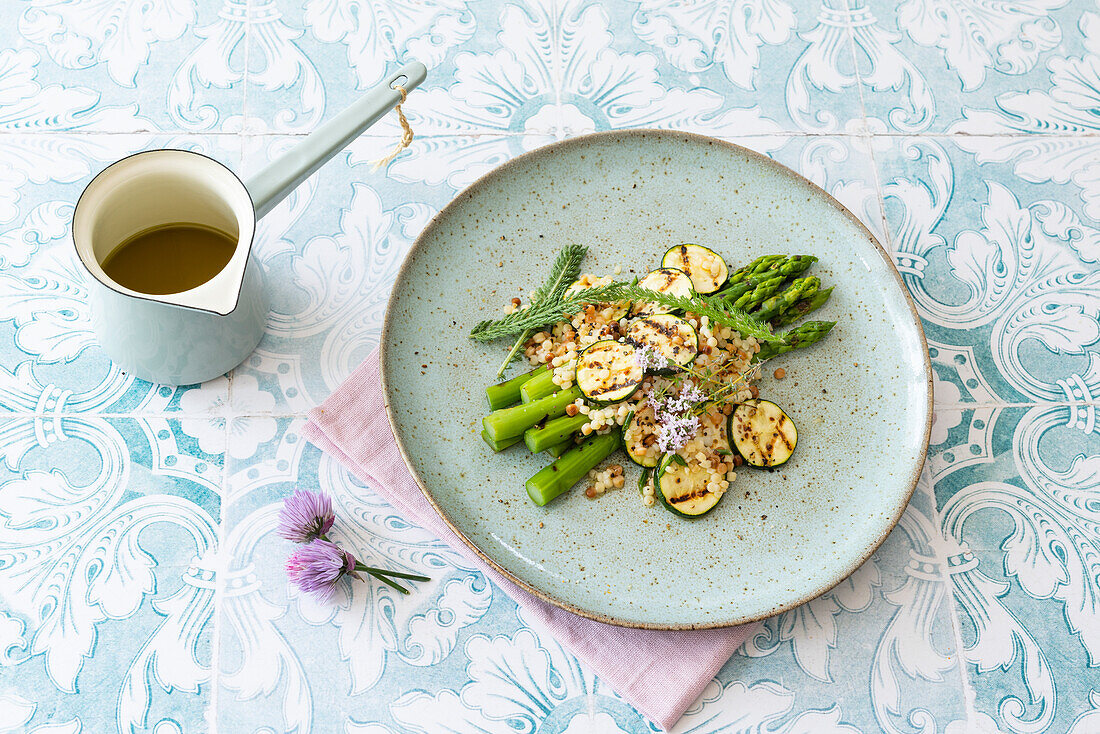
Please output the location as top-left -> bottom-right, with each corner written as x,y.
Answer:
72,61 -> 426,386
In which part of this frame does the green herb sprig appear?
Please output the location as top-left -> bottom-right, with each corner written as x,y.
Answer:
644,352 -> 765,415
576,283 -> 776,343
471,279 -> 779,346
470,246 -> 786,378
471,244 -> 587,378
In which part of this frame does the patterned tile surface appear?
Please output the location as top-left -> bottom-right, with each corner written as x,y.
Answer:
1,1 -> 1099,732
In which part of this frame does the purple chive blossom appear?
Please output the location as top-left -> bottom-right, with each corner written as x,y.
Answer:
286,539 -> 361,602
278,489 -> 335,543
632,344 -> 670,373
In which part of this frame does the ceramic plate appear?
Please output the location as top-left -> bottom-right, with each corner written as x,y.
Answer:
380,130 -> 931,629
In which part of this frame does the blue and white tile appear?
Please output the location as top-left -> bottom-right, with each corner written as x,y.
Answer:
242,0 -> 570,137
873,136 -> 1100,405
242,0 -> 867,138
239,0 -> 475,135
1,0 -> 248,133
217,417 -> 497,733
717,475 -> 969,734
0,133 -> 243,415
944,9 -> 1100,138
0,415 -> 221,733
587,0 -> 866,135
0,46 -> 152,135
853,0 -> 1085,135
947,132 -> 1100,232
930,404 -> 1100,733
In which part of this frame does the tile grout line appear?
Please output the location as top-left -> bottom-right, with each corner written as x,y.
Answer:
550,0 -> 565,140
904,474 -> 980,728
927,402 -> 1100,409
839,0 -> 872,136
238,0 -> 253,145
8,129 -> 1100,140
207,409 -> 229,734
941,558 -> 982,729
927,481 -> 983,728
840,0 -> 894,249
838,43 -> 1078,719
861,4 -> 998,703
205,3 -> 255,729
0,412 -> 308,419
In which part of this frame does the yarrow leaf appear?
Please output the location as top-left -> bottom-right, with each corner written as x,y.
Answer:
473,244 -> 588,377
571,283 -> 776,343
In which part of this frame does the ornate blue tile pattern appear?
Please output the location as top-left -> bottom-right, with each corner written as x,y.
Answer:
1,1 -> 1099,731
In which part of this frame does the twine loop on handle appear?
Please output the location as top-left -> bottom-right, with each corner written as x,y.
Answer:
371,85 -> 414,171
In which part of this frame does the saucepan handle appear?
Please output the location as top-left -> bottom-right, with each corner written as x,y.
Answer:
245,60 -> 427,219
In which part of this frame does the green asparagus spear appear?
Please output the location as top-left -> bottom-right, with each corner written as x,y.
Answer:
525,430 -> 621,506
770,254 -> 817,278
726,254 -> 785,285
481,430 -> 522,452
483,386 -> 583,442
733,275 -> 786,312
727,254 -> 816,287
755,277 -> 819,323
525,413 -> 588,453
772,286 -> 834,328
486,366 -> 546,410
520,367 -> 559,403
718,273 -> 784,305
545,439 -> 574,458
755,321 -> 836,361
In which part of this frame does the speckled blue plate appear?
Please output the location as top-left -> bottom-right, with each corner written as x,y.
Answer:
380,130 -> 931,629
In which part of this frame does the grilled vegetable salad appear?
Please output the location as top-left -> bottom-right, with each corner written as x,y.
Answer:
472,246 -> 836,518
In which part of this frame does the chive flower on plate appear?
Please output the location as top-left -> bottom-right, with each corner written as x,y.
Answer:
277,488 -> 335,543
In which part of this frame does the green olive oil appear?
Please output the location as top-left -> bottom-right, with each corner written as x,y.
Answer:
101,223 -> 237,295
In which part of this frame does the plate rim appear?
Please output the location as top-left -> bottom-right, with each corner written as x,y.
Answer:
379,128 -> 933,630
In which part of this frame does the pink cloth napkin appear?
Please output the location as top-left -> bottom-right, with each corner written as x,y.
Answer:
302,350 -> 757,731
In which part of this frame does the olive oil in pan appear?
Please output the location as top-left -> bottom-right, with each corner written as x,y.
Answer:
101,223 -> 238,295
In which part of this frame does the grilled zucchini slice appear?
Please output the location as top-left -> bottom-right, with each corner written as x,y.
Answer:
575,340 -> 643,404
625,314 -> 698,373
629,268 -> 695,317
656,454 -> 723,518
622,402 -> 660,467
566,275 -> 630,320
662,244 -> 728,294
728,399 -> 797,467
